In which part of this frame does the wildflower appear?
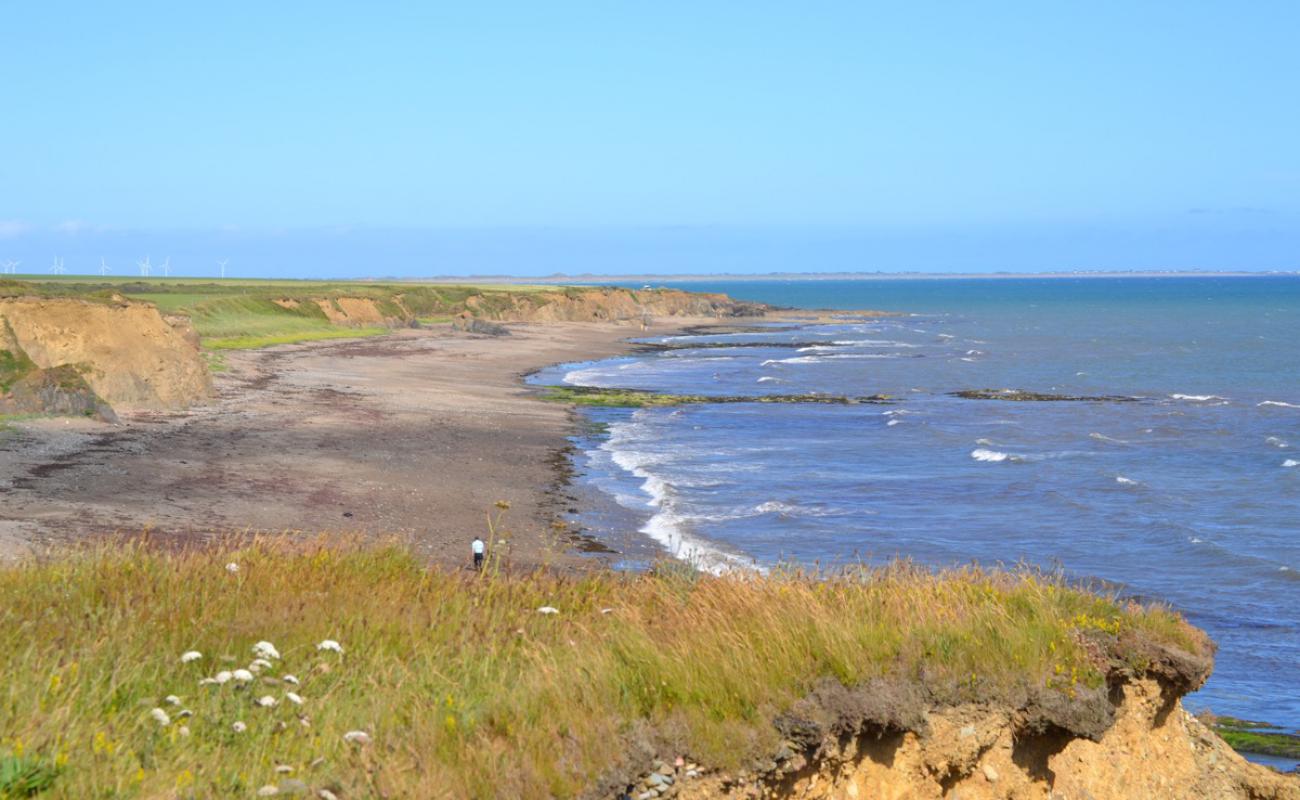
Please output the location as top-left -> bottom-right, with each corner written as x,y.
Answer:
179,651 -> 203,664
252,641 -> 281,660
319,790 -> 339,800
342,730 -> 371,745
225,562 -> 240,573
164,694 -> 181,706
283,674 -> 300,686
537,606 -> 559,615
250,658 -> 273,673
275,765 -> 294,774
285,692 -> 303,705
177,709 -> 193,719
198,677 -> 218,686
232,721 -> 247,733
232,669 -> 254,683
149,708 -> 171,726
600,608 -> 614,614
256,695 -> 278,708
256,785 -> 279,797
316,639 -> 343,654
214,670 -> 234,684
178,726 -> 191,738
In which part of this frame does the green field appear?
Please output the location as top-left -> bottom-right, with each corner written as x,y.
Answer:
1,277 -> 567,351
0,538 -> 1207,799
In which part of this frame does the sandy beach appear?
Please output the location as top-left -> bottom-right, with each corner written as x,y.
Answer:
0,318 -> 731,567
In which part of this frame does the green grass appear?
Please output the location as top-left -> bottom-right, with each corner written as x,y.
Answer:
0,538 -> 1207,799
203,328 -> 388,351
1,278 -> 583,353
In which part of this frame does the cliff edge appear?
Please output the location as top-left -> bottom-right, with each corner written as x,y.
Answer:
0,296 -> 212,412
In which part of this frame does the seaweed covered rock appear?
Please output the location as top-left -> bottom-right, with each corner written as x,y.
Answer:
0,363 -> 118,422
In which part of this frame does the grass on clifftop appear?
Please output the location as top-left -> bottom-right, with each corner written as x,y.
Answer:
0,538 -> 1206,799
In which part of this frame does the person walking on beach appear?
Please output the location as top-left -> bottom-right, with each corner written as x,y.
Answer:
471,536 -> 485,571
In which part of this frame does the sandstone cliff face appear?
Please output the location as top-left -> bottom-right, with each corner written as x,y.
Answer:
656,679 -> 1298,800
469,288 -> 766,323
0,297 -> 212,411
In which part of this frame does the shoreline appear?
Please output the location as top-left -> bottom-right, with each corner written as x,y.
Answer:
0,317 -> 750,568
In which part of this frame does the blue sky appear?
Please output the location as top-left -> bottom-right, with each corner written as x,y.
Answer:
2,2 -> 1299,277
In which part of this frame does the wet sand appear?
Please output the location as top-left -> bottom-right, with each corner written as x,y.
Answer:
0,319 -> 731,567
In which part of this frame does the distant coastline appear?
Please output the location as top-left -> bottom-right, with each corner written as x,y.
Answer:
409,270 -> 1300,285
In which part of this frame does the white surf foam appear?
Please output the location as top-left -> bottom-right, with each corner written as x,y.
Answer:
756,376 -> 781,383
975,438 -> 994,446
971,448 -> 1014,462
887,419 -> 902,426
602,419 -> 761,575
1090,433 -> 1129,444
1266,436 -> 1290,448
1115,476 -> 1139,486
1259,401 -> 1300,409
1170,394 -> 1228,402
1284,459 -> 1299,468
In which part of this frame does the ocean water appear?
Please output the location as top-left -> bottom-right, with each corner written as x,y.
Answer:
528,276 -> 1300,740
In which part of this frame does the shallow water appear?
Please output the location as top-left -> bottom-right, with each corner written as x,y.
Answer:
529,276 -> 1300,742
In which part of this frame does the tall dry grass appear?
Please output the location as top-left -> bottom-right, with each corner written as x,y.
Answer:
0,539 -> 1204,798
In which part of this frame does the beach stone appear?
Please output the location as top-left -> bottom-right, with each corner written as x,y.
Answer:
657,764 -> 674,776
637,791 -> 657,800
646,773 -> 666,787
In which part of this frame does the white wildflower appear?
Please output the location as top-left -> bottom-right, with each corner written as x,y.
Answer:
249,658 -> 273,673
178,725 -> 191,737
256,785 -> 279,797
316,639 -> 343,654
282,674 -> 300,686
342,730 -> 371,745
256,695 -> 278,708
600,608 -> 613,614
232,720 -> 247,733
232,669 -> 254,683
214,670 -> 234,684
285,692 -> 303,706
252,641 -> 281,660
318,790 -> 339,800
225,562 -> 240,573
198,677 -> 218,686
179,650 -> 203,664
537,606 -> 559,615
164,694 -> 181,706
275,765 -> 294,774
177,709 -> 193,719
149,707 -> 171,726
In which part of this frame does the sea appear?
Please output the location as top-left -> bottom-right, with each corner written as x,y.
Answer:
527,276 -> 1299,753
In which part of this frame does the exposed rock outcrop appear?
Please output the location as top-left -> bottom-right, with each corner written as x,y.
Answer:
603,642 -> 1294,800
0,297 -> 212,411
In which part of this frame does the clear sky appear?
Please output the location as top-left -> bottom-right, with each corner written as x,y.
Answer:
2,2 -> 1299,277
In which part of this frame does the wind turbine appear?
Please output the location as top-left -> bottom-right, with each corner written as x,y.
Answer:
99,257 -> 111,276
216,258 -> 228,279
49,256 -> 66,275
1,260 -> 17,275
160,256 -> 171,277
138,255 -> 152,277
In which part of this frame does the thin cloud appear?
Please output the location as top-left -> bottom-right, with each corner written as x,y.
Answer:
0,220 -> 31,239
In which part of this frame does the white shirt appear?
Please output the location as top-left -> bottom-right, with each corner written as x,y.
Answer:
472,539 -> 485,555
